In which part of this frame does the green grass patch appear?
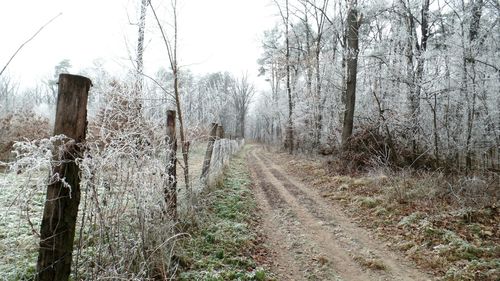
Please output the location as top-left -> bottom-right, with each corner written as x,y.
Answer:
176,148 -> 273,281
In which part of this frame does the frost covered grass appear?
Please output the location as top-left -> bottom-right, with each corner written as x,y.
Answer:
176,148 -> 273,281
0,137 -> 54,280
0,171 -> 46,280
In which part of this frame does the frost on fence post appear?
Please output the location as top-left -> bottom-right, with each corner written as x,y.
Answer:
201,123 -> 218,181
216,124 -> 224,139
36,74 -> 91,281
198,124 -> 245,188
165,110 -> 177,219
213,126 -> 225,175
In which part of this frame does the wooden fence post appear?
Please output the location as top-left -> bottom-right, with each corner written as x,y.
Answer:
201,123 -> 218,179
165,110 -> 177,219
36,74 -> 91,281
215,125 -> 225,166
216,125 -> 224,139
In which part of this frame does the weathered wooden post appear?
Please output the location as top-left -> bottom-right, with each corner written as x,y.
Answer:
36,74 -> 91,281
165,110 -> 177,219
201,123 -> 218,179
216,125 -> 226,165
216,125 -> 224,139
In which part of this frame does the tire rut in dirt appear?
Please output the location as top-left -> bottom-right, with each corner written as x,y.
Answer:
249,150 -> 378,281
247,153 -> 287,209
246,151 -> 341,280
271,167 -> 334,222
255,153 -> 335,224
254,149 -> 434,281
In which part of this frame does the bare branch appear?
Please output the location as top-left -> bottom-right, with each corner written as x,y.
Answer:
0,13 -> 62,77
147,0 -> 175,70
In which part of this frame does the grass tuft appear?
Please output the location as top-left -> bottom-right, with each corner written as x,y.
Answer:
353,255 -> 387,271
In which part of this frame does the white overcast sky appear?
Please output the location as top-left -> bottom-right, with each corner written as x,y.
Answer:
0,0 -> 277,89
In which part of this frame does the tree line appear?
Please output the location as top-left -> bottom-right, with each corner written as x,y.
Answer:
251,0 -> 499,172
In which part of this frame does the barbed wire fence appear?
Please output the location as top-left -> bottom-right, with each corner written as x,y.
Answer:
198,123 -> 245,191
0,74 -> 246,280
205,138 -> 245,185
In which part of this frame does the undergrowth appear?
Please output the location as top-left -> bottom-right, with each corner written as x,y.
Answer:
175,149 -> 272,281
280,152 -> 499,281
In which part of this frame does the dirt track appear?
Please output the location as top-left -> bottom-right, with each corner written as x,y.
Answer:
246,146 -> 433,281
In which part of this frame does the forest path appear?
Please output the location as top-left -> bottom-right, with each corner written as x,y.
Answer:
246,145 -> 433,281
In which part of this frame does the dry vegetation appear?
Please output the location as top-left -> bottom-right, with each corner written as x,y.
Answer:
0,110 -> 50,162
0,82 -> 246,280
271,149 -> 499,281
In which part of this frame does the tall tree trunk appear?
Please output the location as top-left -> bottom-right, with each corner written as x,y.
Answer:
134,0 -> 147,116
341,0 -> 361,147
273,66 -> 281,144
399,0 -> 429,154
464,0 -> 483,171
240,113 -> 246,138
411,0 -> 430,153
301,3 -> 318,148
284,0 -> 294,153
314,45 -> 323,147
402,0 -> 418,153
312,0 -> 327,148
136,0 -> 147,87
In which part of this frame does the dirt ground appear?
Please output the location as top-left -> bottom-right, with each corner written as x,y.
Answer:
246,145 -> 434,281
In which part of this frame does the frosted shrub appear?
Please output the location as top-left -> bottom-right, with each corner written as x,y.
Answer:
70,84 -> 180,280
0,76 -> 246,280
1,83 -> 181,280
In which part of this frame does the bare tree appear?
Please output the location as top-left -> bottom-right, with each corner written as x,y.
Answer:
274,0 -> 295,153
296,0 -> 329,147
398,0 -> 431,153
229,74 -> 255,138
258,27 -> 284,144
148,0 -> 192,195
252,0 -> 499,171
